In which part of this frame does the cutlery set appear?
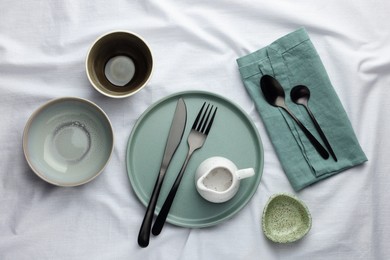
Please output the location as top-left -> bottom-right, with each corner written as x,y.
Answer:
260,75 -> 337,161
137,74 -> 336,248
138,74 -> 336,247
138,98 -> 217,248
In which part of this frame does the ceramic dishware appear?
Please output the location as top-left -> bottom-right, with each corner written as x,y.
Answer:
262,193 -> 312,243
86,31 -> 153,98
23,97 -> 114,186
126,91 -> 264,228
195,156 -> 254,203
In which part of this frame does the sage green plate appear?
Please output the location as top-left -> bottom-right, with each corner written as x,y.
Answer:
126,91 -> 263,228
262,193 -> 312,243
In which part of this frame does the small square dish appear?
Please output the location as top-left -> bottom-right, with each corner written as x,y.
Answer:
262,193 -> 312,243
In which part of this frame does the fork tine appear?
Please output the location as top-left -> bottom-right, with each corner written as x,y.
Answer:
192,102 -> 217,134
200,105 -> 213,133
197,104 -> 210,131
205,107 -> 217,135
192,102 -> 205,129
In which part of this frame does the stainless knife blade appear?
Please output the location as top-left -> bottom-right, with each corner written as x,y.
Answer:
138,98 -> 187,248
160,98 -> 187,173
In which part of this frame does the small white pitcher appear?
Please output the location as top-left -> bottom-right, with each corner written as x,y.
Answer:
195,156 -> 255,203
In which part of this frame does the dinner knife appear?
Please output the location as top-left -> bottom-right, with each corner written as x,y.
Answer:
137,98 -> 187,248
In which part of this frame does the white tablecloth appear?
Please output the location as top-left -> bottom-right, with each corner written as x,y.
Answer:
1,1 -> 389,259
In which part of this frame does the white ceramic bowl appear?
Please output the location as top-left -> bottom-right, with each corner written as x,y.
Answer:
23,97 -> 114,186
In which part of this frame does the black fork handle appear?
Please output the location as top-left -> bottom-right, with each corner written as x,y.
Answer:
152,149 -> 194,236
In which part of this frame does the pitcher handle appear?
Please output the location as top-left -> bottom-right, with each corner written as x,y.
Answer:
236,168 -> 255,180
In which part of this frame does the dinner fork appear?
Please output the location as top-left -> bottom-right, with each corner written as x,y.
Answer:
151,102 -> 217,236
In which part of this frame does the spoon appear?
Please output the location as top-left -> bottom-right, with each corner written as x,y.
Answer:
291,85 -> 337,161
260,75 -> 329,159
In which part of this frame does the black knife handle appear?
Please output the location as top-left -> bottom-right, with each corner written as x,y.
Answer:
137,173 -> 164,248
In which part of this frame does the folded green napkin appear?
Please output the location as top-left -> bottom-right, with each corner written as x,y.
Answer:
236,28 -> 367,191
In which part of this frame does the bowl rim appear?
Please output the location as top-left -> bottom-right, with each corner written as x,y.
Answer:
22,96 -> 114,187
85,30 -> 154,98
261,193 -> 312,243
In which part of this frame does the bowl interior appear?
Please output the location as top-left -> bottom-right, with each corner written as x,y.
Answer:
262,194 -> 311,243
86,31 -> 153,97
23,98 -> 114,186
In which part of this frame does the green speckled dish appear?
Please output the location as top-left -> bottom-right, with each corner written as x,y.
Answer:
262,193 -> 312,243
126,91 -> 264,228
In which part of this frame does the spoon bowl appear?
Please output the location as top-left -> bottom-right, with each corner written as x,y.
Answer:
260,75 -> 287,108
290,85 -> 310,106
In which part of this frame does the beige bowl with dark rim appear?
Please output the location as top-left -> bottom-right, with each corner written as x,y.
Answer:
86,31 -> 153,98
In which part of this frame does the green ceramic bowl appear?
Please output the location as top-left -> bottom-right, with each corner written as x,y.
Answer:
262,193 -> 312,243
23,97 -> 114,186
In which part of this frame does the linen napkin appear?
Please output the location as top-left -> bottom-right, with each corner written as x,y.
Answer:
236,28 -> 367,191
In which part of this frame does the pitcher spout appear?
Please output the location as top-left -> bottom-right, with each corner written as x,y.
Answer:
196,177 -> 209,192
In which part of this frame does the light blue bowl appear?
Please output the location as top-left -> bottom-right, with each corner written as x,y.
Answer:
23,97 -> 114,186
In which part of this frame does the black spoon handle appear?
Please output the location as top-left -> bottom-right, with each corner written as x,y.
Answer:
306,107 -> 337,161
281,106 -> 329,159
